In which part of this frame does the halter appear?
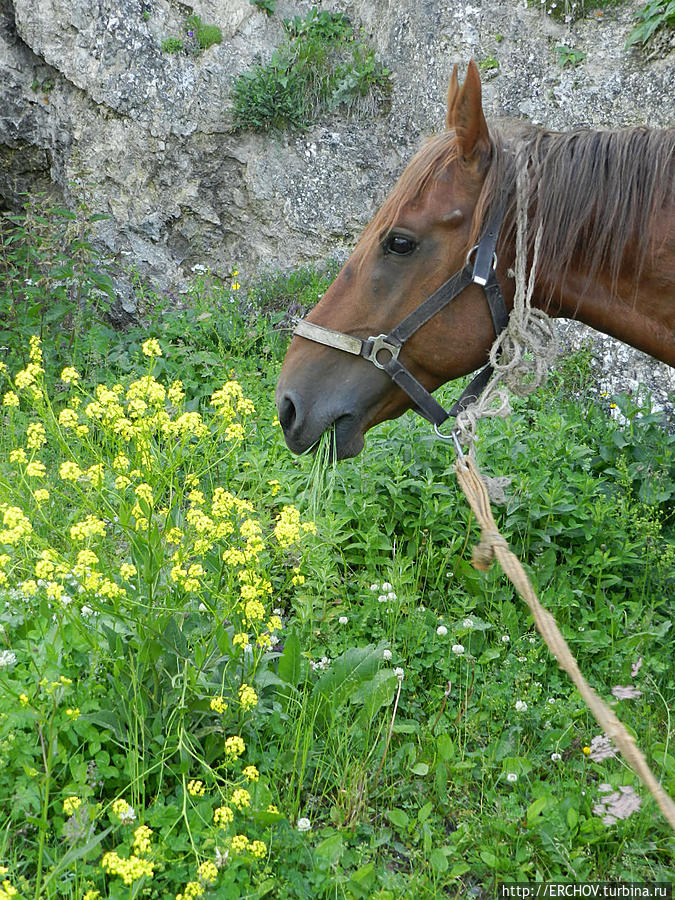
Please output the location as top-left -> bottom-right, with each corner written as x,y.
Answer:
291,206 -> 508,429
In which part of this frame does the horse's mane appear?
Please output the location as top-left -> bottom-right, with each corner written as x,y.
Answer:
360,121 -> 675,294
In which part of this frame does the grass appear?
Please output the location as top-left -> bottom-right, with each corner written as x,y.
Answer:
0,243 -> 673,897
231,7 -> 390,132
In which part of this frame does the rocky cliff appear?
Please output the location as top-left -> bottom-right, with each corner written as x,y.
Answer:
0,0 -> 673,399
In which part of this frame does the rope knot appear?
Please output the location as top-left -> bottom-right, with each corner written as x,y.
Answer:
471,528 -> 509,571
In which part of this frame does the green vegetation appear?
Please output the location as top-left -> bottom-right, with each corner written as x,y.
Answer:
161,14 -> 222,56
186,14 -> 223,52
626,0 -> 675,46
250,0 -> 276,16
0,213 -> 673,897
231,8 -> 390,132
555,44 -> 588,67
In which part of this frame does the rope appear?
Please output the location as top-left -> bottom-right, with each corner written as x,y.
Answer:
454,454 -> 675,833
454,146 -> 558,449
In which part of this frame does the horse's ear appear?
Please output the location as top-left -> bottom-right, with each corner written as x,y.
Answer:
452,60 -> 490,161
445,64 -> 460,130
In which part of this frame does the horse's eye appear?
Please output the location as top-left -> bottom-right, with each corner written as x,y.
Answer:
384,233 -> 417,256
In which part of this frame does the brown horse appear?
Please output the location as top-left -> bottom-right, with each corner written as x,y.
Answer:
276,61 -> 675,459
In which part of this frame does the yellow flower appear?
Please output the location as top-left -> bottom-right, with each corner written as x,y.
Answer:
230,788 -> 251,810
230,834 -> 249,853
46,581 -> 63,600
0,507 -> 33,544
197,860 -> 218,885
176,881 -> 204,899
187,779 -> 206,797
112,798 -> 136,823
2,391 -> 19,408
119,563 -> 137,580
70,515 -> 106,541
224,735 -> 245,759
583,746 -> 591,755
65,707 -> 80,718
135,483 -> 154,505
133,824 -> 153,856
26,460 -> 46,478
232,632 -> 249,649
60,366 -> 80,384
59,461 -> 82,482
168,379 -> 185,405
266,804 -> 279,814
224,423 -> 245,442
19,693 -> 29,706
83,891 -> 101,900
63,796 -> 82,815
242,765 -> 259,782
141,338 -> 162,358
9,449 -> 26,464
21,579 -> 38,596
210,695 -> 228,714
101,851 -> 154,885
213,805 -> 234,827
250,839 -> 267,859
238,683 -> 258,710
33,488 -> 50,504
26,422 -> 46,449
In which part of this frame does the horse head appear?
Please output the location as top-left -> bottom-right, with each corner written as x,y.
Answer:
276,62 -> 510,458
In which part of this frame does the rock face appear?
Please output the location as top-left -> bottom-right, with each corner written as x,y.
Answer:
0,0 -> 673,398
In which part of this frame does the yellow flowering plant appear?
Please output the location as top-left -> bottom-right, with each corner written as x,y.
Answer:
0,334 -> 316,897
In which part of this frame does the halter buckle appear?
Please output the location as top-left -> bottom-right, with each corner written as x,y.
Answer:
465,245 -> 498,286
364,334 -> 401,369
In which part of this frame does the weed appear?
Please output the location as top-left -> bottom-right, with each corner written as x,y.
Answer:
251,0 -> 276,14
231,7 -> 390,132
626,0 -> 675,47
555,44 -> 588,66
161,36 -> 183,54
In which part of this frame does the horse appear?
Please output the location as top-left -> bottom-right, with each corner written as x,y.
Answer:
276,61 -> 675,459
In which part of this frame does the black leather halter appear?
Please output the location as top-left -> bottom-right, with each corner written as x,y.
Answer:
292,207 -> 508,428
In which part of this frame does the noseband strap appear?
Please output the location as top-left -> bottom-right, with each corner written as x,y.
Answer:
292,206 -> 507,428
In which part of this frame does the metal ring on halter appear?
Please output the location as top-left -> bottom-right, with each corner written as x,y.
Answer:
465,244 -> 498,271
434,423 -> 466,461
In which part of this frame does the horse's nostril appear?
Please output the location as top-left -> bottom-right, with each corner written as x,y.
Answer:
277,392 -> 299,434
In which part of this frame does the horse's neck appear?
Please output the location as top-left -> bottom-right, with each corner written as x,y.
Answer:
531,207 -> 675,367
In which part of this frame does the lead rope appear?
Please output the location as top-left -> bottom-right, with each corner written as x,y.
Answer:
453,453 -> 675,832
453,145 -> 558,450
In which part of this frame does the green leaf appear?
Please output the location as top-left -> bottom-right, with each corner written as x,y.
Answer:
429,848 -> 449,873
311,642 -> 386,726
411,762 -> 429,776
417,800 -> 433,822
526,795 -> 548,825
278,631 -> 301,685
315,832 -> 344,866
386,808 -> 409,830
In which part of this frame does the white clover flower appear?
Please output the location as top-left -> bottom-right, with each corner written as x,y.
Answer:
551,752 -> 562,762
515,700 -> 528,712
451,644 -> 464,655
506,772 -> 518,783
381,582 -> 392,591
436,625 -> 448,637
297,817 -> 311,832
369,583 -> 379,591
547,697 -> 556,704
377,594 -> 387,603
0,650 -> 17,667
338,615 -> 348,625
462,618 -> 474,628
394,667 -> 404,680
382,649 -> 392,661
387,591 -> 397,601
501,634 -> 510,643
